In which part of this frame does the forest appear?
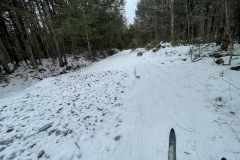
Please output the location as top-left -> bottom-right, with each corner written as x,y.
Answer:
0,0 -> 240,74
131,0 -> 240,47
0,0 -> 126,73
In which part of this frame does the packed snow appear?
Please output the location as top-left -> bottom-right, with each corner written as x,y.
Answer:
0,44 -> 240,160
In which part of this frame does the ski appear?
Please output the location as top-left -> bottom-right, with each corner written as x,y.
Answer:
168,128 -> 176,160
167,128 -> 226,160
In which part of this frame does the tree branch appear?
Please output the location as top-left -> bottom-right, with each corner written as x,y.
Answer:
222,79 -> 240,89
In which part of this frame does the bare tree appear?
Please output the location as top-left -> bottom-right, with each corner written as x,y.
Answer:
42,0 -> 64,67
170,0 -> 175,44
225,0 -> 233,65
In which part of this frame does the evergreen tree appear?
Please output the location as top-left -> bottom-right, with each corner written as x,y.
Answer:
0,0 -> 126,71
133,0 -> 240,46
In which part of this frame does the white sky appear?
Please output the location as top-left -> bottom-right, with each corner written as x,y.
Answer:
125,0 -> 138,24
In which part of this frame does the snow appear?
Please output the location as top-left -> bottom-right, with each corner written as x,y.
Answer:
0,44 -> 240,160
0,55 -> 91,99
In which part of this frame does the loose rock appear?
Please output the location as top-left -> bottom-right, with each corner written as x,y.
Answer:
7,128 -> 14,133
215,58 -> 224,65
230,66 -> 240,71
55,130 -> 61,136
0,117 -> 6,122
48,129 -> 56,136
66,66 -> 72,70
38,150 -> 45,159
0,147 -> 5,152
212,52 -> 222,58
2,106 -> 7,109
8,152 -> 16,160
114,135 -> 121,141
38,123 -> 52,133
0,139 -> 13,145
38,68 -> 46,72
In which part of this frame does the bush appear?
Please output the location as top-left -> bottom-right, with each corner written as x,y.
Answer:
129,38 -> 140,49
106,48 -> 119,56
145,43 -> 154,50
0,74 -> 9,84
152,44 -> 162,52
137,51 -> 143,57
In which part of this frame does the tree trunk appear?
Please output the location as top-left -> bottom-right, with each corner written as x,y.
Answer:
0,14 -> 20,67
238,25 -> 240,43
186,1 -> 190,43
83,10 -> 92,58
42,0 -> 64,67
225,0 -> 233,65
204,4 -> 210,40
153,0 -> 158,41
62,40 -> 68,66
210,8 -> 216,39
10,0 -> 38,69
0,57 -> 12,74
35,0 -> 50,58
170,0 -> 175,44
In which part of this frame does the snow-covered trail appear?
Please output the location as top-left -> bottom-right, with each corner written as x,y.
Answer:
88,48 -> 240,160
0,46 -> 239,160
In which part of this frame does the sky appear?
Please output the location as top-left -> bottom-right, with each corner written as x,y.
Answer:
125,0 -> 138,24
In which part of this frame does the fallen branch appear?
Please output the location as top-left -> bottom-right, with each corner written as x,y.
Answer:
229,84 -> 232,100
30,76 -> 43,80
222,79 -> 240,89
192,57 -> 203,62
213,120 -> 222,126
74,142 -> 80,149
230,66 -> 240,71
177,124 -> 194,133
227,122 -> 240,143
220,118 -> 240,144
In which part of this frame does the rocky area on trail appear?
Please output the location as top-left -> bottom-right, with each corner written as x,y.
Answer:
0,69 -> 135,160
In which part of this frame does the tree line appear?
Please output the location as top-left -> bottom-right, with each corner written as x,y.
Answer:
131,0 -> 240,48
1,0 -> 240,74
0,0 -> 127,74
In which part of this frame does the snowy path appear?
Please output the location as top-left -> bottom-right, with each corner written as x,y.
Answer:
103,50 -> 240,160
0,47 -> 240,160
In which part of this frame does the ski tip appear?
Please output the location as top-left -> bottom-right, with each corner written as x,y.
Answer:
170,128 -> 175,132
221,158 -> 227,160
